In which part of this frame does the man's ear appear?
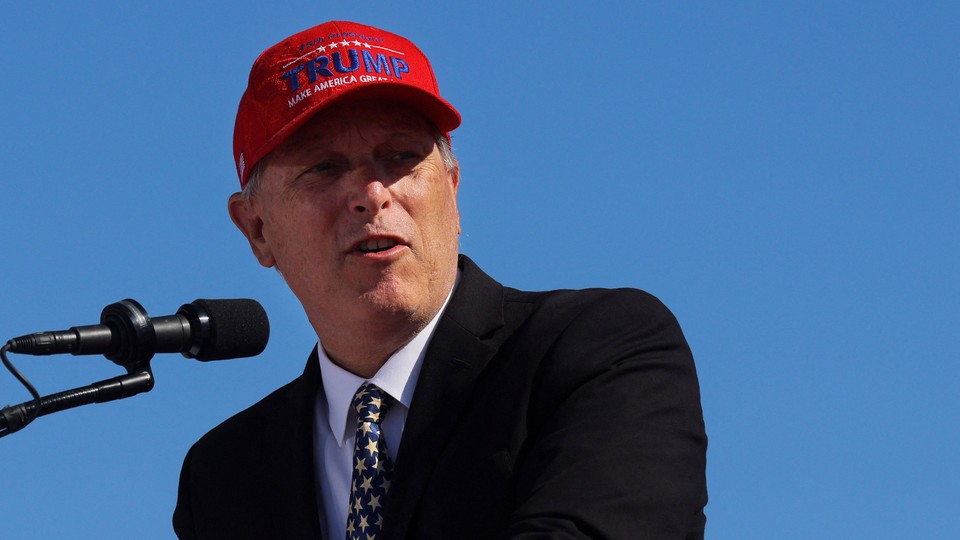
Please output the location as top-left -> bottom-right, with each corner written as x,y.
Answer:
450,163 -> 460,194
228,192 -> 276,268
449,164 -> 461,235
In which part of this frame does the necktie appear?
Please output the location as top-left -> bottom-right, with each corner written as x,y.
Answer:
346,382 -> 395,540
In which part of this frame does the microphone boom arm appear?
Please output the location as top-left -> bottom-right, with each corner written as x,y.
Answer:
0,369 -> 154,435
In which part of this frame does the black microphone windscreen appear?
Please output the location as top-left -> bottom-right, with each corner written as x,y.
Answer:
190,299 -> 270,361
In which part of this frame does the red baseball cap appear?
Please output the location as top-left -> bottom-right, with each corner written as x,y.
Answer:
233,20 -> 461,188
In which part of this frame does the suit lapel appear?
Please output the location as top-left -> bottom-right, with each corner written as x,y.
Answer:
383,256 -> 506,538
266,348 -> 326,538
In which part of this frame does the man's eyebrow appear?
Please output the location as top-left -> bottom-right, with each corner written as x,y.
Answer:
382,132 -> 432,144
380,124 -> 431,137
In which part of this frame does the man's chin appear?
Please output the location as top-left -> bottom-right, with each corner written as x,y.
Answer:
356,283 -> 440,327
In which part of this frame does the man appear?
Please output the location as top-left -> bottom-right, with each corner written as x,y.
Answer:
174,20 -> 707,540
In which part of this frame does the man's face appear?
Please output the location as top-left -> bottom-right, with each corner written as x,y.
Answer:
230,101 -> 460,347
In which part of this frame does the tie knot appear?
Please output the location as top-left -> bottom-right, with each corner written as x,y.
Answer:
352,382 -> 393,424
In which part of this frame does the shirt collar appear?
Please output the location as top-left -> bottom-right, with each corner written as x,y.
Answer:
317,271 -> 460,446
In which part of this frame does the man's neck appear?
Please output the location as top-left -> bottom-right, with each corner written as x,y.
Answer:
320,320 -> 424,378
310,269 -> 461,378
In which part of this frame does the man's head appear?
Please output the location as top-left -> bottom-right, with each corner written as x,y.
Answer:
228,22 -> 462,374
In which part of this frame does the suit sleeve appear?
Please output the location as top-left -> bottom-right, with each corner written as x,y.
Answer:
173,447 -> 198,540
505,289 -> 707,539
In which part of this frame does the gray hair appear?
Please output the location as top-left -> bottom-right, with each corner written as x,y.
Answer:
241,131 -> 457,200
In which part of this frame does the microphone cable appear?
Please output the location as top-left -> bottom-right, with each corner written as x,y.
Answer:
0,343 -> 41,437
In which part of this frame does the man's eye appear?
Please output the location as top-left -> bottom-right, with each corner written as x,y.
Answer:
392,151 -> 420,161
310,161 -> 338,173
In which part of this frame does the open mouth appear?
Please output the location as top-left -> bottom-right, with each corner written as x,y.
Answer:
357,238 -> 399,254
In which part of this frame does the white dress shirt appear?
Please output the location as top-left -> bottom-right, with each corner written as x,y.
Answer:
313,275 -> 458,540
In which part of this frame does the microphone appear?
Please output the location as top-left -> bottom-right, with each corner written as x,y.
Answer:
6,298 -> 269,367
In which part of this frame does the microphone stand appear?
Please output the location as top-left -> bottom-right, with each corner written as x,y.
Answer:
2,297 -> 268,437
1,367 -> 154,435
1,298 -> 165,436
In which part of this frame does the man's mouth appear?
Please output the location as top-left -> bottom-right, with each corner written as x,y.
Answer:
357,238 -> 399,253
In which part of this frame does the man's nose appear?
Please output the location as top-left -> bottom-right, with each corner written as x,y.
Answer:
348,164 -> 392,215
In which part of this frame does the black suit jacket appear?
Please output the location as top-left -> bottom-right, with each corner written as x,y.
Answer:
174,256 -> 707,539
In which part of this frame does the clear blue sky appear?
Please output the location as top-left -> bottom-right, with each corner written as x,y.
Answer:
1,2 -> 957,538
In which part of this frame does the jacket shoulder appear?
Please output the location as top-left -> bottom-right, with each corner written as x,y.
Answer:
504,286 -> 683,340
174,360 -> 321,539
190,374 -> 305,453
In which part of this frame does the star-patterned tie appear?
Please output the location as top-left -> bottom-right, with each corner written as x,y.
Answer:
346,382 -> 395,540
